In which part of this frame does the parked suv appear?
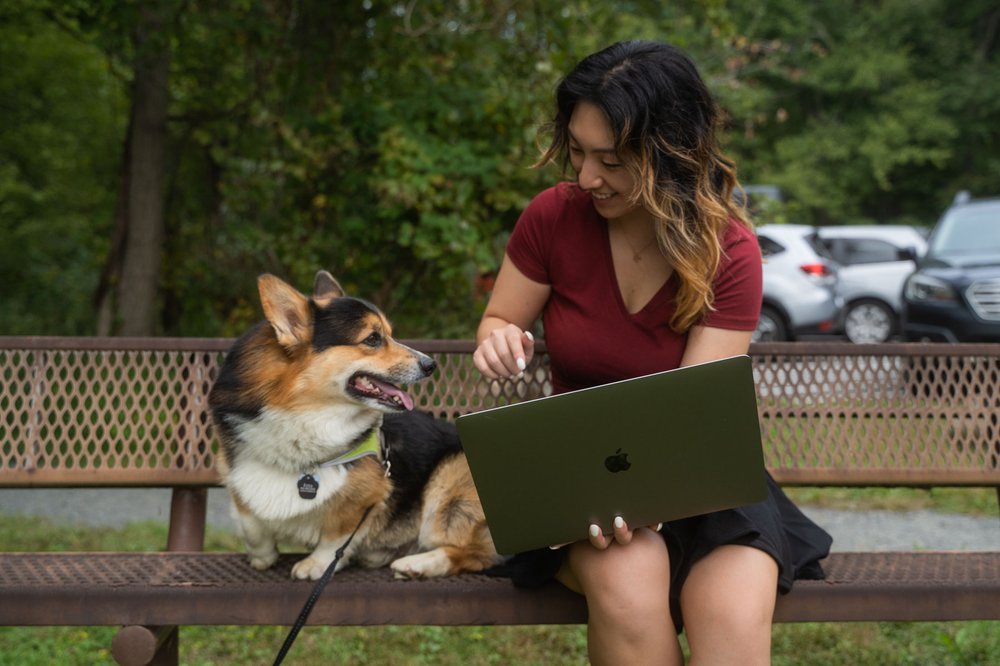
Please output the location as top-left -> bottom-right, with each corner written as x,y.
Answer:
816,225 -> 927,343
901,193 -> 1000,342
755,224 -> 842,341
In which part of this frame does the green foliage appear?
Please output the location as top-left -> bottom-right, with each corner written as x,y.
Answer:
161,2 -> 565,337
0,4 -> 126,334
720,0 -> 1000,226
1,1 -> 998,336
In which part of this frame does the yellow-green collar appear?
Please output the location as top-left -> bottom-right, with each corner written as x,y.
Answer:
319,430 -> 382,468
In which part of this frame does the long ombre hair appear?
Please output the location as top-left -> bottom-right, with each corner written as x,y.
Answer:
536,41 -> 750,333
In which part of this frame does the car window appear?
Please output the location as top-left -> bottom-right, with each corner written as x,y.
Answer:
757,235 -> 784,258
824,238 -> 901,265
932,207 -> 1000,254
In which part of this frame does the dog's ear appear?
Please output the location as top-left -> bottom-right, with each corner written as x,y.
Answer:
258,274 -> 312,350
312,270 -> 345,308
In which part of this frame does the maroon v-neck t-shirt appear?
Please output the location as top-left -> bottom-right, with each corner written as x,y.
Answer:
506,182 -> 762,393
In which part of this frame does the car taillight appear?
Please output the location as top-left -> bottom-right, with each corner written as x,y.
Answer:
799,263 -> 832,277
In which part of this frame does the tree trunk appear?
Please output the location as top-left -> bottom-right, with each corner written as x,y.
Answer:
117,2 -> 171,336
95,108 -> 132,336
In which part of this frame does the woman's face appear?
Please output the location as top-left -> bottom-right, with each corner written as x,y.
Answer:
567,101 -> 642,222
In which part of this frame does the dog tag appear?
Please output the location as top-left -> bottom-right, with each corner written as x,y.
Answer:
297,473 -> 319,500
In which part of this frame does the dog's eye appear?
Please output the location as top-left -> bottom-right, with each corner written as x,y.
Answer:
362,332 -> 382,347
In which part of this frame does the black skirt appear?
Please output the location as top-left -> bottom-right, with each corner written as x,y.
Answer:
495,472 -> 832,633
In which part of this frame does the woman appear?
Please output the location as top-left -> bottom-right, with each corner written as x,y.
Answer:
473,41 -> 831,665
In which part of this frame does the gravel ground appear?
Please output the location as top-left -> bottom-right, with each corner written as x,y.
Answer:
1,487 -> 997,552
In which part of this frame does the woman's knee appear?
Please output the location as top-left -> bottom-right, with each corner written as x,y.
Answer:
681,545 -> 778,663
564,528 -> 671,609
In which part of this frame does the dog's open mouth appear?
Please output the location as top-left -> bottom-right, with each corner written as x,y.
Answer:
348,373 -> 415,411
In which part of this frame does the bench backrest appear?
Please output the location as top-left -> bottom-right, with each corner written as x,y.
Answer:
2,337 -> 998,488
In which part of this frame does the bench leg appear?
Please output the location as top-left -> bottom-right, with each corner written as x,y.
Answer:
112,625 -> 178,666
167,487 -> 207,551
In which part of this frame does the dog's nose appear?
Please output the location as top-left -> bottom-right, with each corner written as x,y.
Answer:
419,355 -> 437,376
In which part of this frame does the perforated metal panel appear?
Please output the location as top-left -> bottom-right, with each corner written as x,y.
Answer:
1,339 -> 225,485
2,337 -> 998,487
752,342 -> 1000,485
407,346 -> 553,420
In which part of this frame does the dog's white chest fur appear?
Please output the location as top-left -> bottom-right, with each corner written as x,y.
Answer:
227,459 -> 350,521
225,404 -> 373,521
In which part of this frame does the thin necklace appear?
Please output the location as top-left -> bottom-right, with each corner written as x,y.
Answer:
617,226 -> 659,262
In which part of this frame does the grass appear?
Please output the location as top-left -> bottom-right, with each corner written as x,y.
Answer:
784,486 -> 998,516
1,622 -> 996,666
1,511 -> 997,665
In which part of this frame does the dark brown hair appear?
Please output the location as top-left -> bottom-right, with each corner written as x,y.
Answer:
536,40 -> 749,332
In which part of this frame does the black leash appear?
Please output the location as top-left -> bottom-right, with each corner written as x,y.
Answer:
272,505 -> 375,666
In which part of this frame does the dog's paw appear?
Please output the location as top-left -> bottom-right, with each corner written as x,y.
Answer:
248,551 -> 279,571
390,550 -> 451,579
291,556 -> 331,580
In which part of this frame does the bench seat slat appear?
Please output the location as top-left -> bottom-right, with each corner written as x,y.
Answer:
1,552 -> 997,626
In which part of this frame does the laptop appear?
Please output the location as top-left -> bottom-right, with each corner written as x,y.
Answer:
455,355 -> 767,554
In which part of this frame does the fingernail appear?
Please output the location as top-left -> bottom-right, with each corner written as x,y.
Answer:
516,357 -> 526,371
589,524 -> 601,539
614,516 -> 624,530
525,331 -> 534,341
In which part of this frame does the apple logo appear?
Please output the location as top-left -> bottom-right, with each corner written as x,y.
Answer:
604,448 -> 632,473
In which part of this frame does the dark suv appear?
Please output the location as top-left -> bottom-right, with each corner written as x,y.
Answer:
901,193 -> 1000,342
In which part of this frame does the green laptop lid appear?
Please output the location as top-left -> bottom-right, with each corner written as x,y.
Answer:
456,355 -> 767,554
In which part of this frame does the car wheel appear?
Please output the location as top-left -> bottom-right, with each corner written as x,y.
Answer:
844,299 -> 895,344
753,306 -> 788,342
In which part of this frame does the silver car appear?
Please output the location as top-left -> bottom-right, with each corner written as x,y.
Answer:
755,224 -> 842,341
816,225 -> 927,343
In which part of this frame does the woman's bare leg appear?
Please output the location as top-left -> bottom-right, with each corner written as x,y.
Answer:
557,528 -> 682,666
680,544 -> 779,665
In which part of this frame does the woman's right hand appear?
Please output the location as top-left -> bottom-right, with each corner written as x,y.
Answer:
473,323 -> 535,380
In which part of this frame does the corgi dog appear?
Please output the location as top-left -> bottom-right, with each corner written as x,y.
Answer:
208,270 -> 500,580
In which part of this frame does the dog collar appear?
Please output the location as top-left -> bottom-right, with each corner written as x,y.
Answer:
318,430 -> 383,468
297,430 -> 389,500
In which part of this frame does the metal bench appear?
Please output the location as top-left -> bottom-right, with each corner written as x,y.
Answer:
1,337 -> 998,666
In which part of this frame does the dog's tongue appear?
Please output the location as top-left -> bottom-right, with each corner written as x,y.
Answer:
371,378 -> 414,411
